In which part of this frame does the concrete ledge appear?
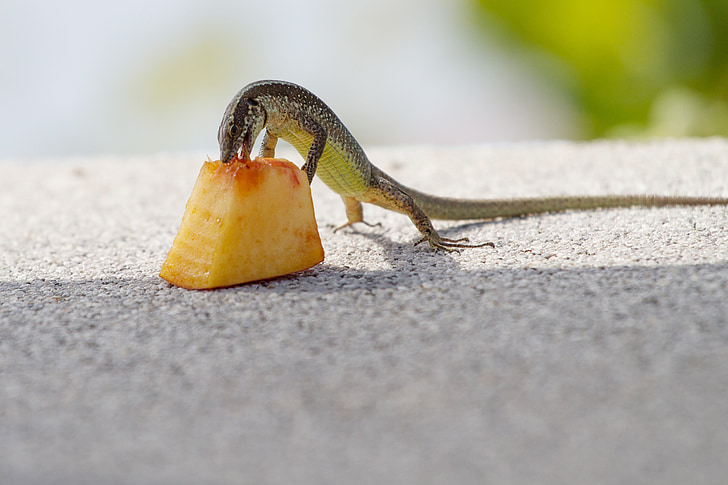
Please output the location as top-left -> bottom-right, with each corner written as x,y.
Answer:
2,139 -> 728,484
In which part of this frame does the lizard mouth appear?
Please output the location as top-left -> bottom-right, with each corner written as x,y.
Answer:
220,148 -> 233,163
237,140 -> 251,162
221,139 -> 251,163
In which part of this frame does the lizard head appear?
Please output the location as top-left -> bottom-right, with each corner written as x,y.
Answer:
218,93 -> 266,163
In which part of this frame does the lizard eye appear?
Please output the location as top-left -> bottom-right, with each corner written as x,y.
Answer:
245,98 -> 259,107
229,125 -> 239,137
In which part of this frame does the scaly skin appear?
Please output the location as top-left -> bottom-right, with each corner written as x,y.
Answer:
218,80 -> 728,251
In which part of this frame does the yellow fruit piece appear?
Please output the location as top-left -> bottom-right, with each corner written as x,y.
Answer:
160,157 -> 324,289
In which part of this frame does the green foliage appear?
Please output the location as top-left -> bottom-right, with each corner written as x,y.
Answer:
471,0 -> 728,137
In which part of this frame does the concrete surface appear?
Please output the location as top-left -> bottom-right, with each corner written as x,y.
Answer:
1,139 -> 728,484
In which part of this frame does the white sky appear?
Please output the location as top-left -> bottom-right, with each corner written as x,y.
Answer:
0,0 -> 579,159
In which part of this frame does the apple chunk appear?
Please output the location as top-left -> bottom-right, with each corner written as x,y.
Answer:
160,157 -> 324,289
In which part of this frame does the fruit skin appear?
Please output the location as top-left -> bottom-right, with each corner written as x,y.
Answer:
160,157 -> 324,289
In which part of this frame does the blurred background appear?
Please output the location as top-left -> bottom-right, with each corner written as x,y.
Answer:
2,0 -> 727,160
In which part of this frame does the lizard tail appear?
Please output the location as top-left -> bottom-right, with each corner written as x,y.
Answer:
405,187 -> 728,221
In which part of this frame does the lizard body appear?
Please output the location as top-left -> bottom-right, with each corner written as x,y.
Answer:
218,80 -> 728,250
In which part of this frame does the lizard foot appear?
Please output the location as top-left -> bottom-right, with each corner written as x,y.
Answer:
414,235 -> 496,252
333,220 -> 382,233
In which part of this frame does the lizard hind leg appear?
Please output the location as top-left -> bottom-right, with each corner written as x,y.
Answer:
365,174 -> 494,251
259,130 -> 278,158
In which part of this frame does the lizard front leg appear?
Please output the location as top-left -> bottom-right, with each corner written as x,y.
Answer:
262,117 -> 323,185
259,129 -> 278,157
296,113 -> 327,184
364,174 -> 494,251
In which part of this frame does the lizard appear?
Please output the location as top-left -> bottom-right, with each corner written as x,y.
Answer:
218,79 -> 728,251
